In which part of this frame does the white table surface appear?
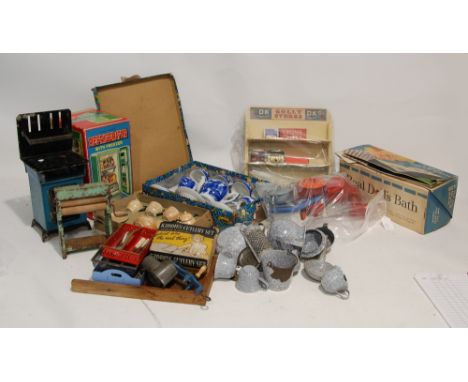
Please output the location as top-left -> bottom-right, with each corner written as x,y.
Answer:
1,157 -> 466,328
0,53 -> 466,327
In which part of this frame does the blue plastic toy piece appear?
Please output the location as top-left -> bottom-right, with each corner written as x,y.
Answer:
92,269 -> 143,287
269,195 -> 323,213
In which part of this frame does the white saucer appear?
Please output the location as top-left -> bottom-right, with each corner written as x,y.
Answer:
176,186 -> 203,202
150,184 -> 171,192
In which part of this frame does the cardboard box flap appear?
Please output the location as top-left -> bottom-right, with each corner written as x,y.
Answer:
425,178 -> 458,232
343,145 -> 456,189
93,74 -> 192,191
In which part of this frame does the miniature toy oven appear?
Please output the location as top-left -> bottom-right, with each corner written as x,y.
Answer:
17,109 -> 88,241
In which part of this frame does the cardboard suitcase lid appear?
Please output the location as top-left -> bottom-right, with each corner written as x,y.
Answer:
93,74 -> 192,191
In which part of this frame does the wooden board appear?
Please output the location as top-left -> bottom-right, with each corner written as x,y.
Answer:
71,256 -> 217,306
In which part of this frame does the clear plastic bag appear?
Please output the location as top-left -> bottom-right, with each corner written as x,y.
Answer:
258,174 -> 386,243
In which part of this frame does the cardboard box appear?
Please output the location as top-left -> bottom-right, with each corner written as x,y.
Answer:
94,192 -> 214,232
244,107 -> 334,183
93,74 -> 264,228
144,160 -> 263,228
338,145 -> 458,234
150,222 -> 217,268
72,109 -> 133,197
101,223 -> 156,266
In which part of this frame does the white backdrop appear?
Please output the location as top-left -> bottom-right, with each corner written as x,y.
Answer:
0,54 -> 467,327
1,54 -> 466,172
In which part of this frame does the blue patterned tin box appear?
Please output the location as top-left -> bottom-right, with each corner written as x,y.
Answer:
93,74 -> 265,229
143,160 -> 263,228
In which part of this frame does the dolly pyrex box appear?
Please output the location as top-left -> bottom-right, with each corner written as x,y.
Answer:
338,145 -> 458,234
92,74 -> 265,228
72,110 -> 133,197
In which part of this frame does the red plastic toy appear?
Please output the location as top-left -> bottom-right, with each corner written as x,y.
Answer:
297,176 -> 368,220
102,223 -> 157,266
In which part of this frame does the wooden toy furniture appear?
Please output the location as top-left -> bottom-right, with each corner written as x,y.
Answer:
244,107 -> 334,183
54,183 -> 113,259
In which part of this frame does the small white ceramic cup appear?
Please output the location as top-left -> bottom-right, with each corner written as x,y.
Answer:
145,201 -> 164,217
189,168 -> 209,192
163,206 -> 180,221
126,199 -> 144,213
135,215 -> 159,230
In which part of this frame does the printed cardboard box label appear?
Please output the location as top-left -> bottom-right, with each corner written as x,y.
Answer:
250,107 -> 327,121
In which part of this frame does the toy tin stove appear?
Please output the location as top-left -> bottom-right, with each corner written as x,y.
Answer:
17,109 -> 89,241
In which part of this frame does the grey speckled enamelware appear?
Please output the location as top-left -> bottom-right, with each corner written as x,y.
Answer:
304,259 -> 334,281
237,247 -> 260,268
214,251 -> 238,279
321,266 -> 349,299
300,229 -> 327,260
267,219 -> 304,250
235,265 -> 266,293
260,249 -> 298,291
216,225 -> 246,259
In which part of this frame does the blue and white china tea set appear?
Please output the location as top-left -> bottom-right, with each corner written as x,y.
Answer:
171,167 -> 256,211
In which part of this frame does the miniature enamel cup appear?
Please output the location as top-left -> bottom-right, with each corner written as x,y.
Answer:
260,250 -> 298,291
216,225 -> 246,256
268,219 -> 304,250
126,199 -> 144,213
235,265 -> 267,293
304,258 -> 334,281
214,251 -> 238,279
321,266 -> 349,299
145,201 -> 164,217
200,179 -> 238,203
300,229 -> 328,260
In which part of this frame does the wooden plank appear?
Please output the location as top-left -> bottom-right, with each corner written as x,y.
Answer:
60,196 -> 106,208
71,280 -> 208,305
71,256 -> 217,306
61,202 -> 107,216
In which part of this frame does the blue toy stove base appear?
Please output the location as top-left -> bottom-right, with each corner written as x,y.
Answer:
26,165 -> 88,239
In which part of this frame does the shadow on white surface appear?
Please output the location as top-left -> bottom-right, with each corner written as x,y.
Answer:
5,195 -> 32,227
